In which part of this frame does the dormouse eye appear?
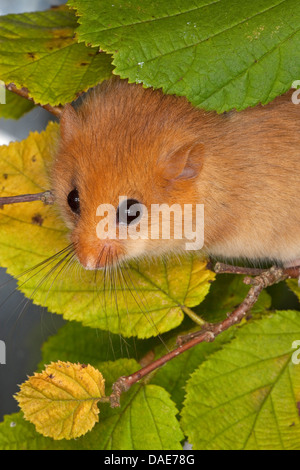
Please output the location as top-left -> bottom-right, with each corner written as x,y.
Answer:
67,188 -> 80,214
117,199 -> 143,225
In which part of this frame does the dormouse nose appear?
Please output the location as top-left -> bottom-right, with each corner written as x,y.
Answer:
75,241 -> 124,270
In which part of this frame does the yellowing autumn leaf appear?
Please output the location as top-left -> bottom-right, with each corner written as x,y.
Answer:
0,123 -> 67,262
15,361 -> 106,440
0,7 -> 113,106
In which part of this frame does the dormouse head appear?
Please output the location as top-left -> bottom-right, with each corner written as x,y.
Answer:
52,78 -> 205,269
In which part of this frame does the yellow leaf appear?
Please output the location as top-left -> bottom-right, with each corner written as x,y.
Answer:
15,361 -> 106,440
0,122 -> 68,273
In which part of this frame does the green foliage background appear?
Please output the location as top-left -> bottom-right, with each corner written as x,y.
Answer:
0,0 -> 300,450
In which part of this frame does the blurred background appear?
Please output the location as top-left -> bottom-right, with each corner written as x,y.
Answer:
0,0 -> 66,420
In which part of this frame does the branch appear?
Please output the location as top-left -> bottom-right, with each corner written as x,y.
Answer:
214,261 -> 300,280
108,264 -> 297,407
0,191 -> 55,206
6,83 -> 63,118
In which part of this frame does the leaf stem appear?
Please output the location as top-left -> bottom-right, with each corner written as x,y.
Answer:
180,305 -> 206,326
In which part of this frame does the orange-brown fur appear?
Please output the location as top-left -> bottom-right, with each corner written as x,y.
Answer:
52,77 -> 300,268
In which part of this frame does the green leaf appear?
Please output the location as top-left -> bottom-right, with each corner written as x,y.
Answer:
92,384 -> 184,449
37,323 -> 184,448
0,413 -> 76,450
67,359 -> 184,450
40,321 -> 160,368
0,6 -> 113,106
41,319 -> 234,415
1,359 -> 184,450
0,91 -> 34,119
0,124 -> 214,338
286,279 -> 300,302
42,316 -> 233,414
152,328 -> 235,412
68,0 -> 300,112
181,310 -> 300,450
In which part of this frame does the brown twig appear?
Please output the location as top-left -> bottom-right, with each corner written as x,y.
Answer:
214,261 -> 300,280
0,191 -> 55,206
108,264 -> 296,407
6,83 -> 63,118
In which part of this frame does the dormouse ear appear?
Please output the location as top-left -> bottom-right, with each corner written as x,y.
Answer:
59,104 -> 79,142
158,141 -> 204,180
